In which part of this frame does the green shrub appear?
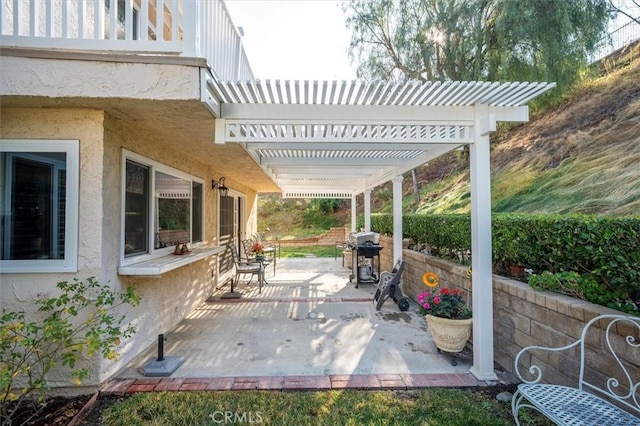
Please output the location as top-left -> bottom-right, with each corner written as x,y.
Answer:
302,209 -> 339,229
528,271 -> 588,299
302,199 -> 344,230
528,271 -> 636,314
0,278 -> 140,423
371,212 -> 640,314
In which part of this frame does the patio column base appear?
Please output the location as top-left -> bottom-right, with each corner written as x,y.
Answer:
221,291 -> 243,299
139,356 -> 185,377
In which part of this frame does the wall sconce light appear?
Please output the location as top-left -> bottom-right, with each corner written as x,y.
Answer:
211,177 -> 229,197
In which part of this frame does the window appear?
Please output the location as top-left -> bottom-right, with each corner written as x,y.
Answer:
122,151 -> 203,264
0,140 -> 79,273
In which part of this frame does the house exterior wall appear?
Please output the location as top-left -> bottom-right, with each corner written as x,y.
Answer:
0,108 -> 106,390
100,112 -> 224,381
0,56 -> 200,100
0,106 -> 259,392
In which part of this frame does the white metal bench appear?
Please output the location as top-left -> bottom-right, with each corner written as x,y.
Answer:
512,314 -> 640,426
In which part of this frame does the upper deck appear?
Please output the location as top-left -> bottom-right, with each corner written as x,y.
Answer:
1,0 -> 253,81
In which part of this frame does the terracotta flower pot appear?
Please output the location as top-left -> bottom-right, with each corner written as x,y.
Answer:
426,314 -> 473,353
509,264 -> 525,278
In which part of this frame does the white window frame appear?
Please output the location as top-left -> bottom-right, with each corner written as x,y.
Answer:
120,150 -> 205,267
0,139 -> 79,273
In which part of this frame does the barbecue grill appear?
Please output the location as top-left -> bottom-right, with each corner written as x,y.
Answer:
347,232 -> 383,288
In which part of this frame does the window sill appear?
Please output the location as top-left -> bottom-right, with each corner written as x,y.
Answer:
118,245 -> 225,277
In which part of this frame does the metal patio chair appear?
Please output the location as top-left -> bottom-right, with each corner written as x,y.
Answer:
231,239 -> 264,294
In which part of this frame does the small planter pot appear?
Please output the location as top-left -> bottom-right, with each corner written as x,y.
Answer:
509,264 -> 525,278
426,314 -> 473,353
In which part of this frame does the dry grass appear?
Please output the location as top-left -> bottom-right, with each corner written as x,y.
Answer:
414,45 -> 640,216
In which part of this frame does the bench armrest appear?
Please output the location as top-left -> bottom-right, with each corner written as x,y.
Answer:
514,340 -> 581,384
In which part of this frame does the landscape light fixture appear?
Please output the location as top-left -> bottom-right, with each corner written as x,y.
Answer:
211,177 -> 229,197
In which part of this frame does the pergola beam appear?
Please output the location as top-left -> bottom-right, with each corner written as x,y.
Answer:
219,104 -> 530,123
221,103 -> 475,121
246,142 -> 459,150
261,157 -> 416,167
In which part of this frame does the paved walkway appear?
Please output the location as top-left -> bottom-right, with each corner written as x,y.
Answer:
104,257 -> 506,395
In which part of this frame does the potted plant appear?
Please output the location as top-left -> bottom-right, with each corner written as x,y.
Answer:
417,273 -> 472,353
493,221 -> 529,279
250,242 -> 265,261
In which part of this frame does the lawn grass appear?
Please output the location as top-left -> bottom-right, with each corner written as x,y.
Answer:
100,388 -> 549,426
279,245 -> 337,258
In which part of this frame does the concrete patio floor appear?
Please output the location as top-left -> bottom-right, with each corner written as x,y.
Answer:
104,257 -> 505,394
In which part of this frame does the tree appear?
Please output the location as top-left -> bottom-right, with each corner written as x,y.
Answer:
344,0 -> 612,202
609,0 -> 640,25
345,0 -> 612,88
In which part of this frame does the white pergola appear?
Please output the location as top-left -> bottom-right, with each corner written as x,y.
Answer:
209,79 -> 555,380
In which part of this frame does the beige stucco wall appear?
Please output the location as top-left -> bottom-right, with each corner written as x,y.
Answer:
0,56 -> 199,101
0,106 -> 259,392
0,108 -> 106,390
100,110 -> 258,380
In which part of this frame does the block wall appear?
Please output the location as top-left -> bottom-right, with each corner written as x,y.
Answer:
378,236 -> 640,388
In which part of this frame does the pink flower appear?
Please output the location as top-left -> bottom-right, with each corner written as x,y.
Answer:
434,296 -> 441,305
422,302 -> 431,310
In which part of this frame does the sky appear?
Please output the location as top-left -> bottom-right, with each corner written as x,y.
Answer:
224,0 -> 357,80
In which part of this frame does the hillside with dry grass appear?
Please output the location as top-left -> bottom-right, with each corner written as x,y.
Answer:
408,44 -> 640,216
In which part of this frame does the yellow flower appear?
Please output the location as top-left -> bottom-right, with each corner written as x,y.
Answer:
422,272 -> 439,287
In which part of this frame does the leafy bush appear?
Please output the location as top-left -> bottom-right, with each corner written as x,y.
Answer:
301,199 -> 344,231
303,209 -> 339,229
528,271 -> 636,313
528,271 -> 588,299
374,213 -> 471,260
0,278 -> 140,424
371,212 -> 640,313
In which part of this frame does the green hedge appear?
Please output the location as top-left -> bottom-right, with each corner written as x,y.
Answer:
371,213 -> 640,313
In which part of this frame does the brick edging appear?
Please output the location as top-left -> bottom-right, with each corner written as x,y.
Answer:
206,297 -> 372,304
101,373 -> 486,395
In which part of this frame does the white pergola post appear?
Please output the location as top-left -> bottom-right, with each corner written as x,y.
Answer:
469,103 -> 498,381
364,189 -> 372,232
351,195 -> 357,233
392,175 -> 403,263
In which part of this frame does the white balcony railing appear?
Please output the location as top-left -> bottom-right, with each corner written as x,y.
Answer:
0,0 -> 253,81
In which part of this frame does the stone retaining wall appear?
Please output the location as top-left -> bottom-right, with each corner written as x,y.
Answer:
378,236 -> 640,388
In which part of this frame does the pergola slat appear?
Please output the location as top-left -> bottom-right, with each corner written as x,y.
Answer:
211,79 -> 554,197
